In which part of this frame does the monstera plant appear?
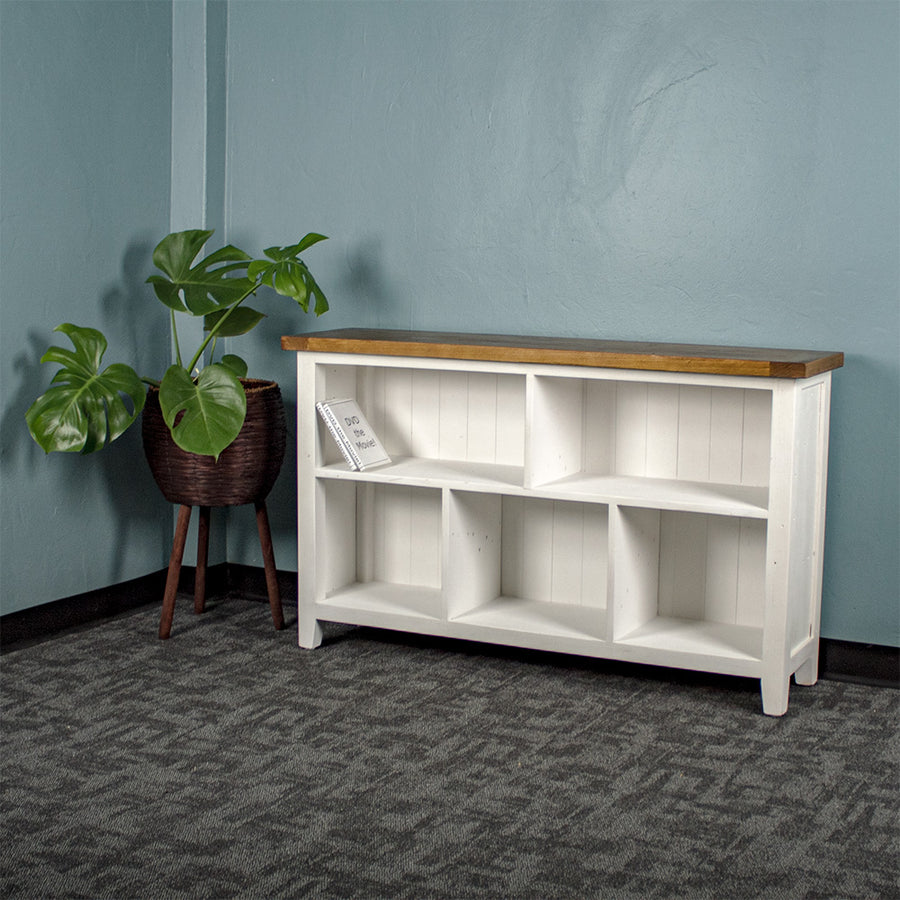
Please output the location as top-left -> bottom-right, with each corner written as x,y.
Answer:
26,228 -> 328,460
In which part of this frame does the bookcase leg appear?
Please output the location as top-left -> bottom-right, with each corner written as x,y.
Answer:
794,653 -> 819,686
299,616 -> 323,649
760,674 -> 790,716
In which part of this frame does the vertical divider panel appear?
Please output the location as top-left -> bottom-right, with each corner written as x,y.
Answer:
445,490 -> 501,619
610,505 -> 661,640
527,375 -> 585,487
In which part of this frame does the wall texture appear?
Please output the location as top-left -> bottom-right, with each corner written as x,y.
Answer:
224,1 -> 898,646
0,1 -> 173,613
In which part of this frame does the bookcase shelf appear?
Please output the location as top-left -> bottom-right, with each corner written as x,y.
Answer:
285,329 -> 842,715
316,456 -> 526,492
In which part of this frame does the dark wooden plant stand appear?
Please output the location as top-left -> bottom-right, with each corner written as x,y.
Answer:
143,379 -> 288,640
158,501 -> 284,640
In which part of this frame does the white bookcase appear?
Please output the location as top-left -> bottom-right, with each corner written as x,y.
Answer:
283,330 -> 843,715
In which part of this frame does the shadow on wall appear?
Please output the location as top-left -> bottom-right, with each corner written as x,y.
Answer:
1,240 -> 173,584
221,234 -> 404,569
338,235 -> 408,326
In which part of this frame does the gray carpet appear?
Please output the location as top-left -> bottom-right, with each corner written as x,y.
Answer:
2,596 -> 898,900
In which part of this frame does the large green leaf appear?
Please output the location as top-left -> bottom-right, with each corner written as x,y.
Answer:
203,305 -> 266,337
25,323 -> 145,454
147,229 -> 254,316
247,235 -> 330,315
158,363 -> 246,460
219,355 -> 248,378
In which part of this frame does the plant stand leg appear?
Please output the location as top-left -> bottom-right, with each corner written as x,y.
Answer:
194,506 -> 211,615
255,500 -> 284,630
160,504 -> 192,640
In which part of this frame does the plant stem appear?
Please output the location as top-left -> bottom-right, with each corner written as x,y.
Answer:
171,309 -> 184,368
186,281 -> 259,373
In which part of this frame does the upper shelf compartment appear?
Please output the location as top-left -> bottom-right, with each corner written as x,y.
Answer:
283,329 -> 844,379
528,375 -> 773,512
314,362 -> 526,488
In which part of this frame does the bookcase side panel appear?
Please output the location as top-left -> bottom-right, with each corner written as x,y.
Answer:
761,383 -> 799,707
786,377 -> 831,654
298,356 -> 325,647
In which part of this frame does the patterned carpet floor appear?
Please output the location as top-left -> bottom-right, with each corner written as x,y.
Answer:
1,596 -> 898,899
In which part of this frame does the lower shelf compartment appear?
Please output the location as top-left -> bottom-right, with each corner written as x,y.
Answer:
617,616 -> 762,663
450,595 -> 607,642
319,582 -> 442,622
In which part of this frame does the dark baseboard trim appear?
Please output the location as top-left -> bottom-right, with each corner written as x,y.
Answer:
819,638 -> 900,689
2,570 -> 898,689
0,563 -> 285,653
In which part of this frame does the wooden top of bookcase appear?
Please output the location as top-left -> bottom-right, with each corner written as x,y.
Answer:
281,329 -> 843,378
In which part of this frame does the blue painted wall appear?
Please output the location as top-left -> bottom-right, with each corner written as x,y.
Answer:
0,1 -> 173,613
224,1 -> 898,646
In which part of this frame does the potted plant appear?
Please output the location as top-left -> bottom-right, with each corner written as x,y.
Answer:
26,227 -> 328,465
25,228 -> 330,637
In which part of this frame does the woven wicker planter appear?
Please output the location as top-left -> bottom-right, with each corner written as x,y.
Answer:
142,379 -> 287,507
